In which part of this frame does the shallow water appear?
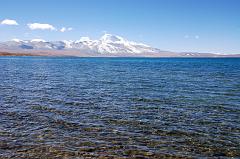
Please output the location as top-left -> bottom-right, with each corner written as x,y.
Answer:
0,57 -> 239,158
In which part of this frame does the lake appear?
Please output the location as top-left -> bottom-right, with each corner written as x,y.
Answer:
0,57 -> 239,158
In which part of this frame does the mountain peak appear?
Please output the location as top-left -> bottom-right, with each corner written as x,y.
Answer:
100,34 -> 124,43
1,34 -> 160,54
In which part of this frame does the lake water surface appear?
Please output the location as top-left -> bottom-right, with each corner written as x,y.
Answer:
0,57 -> 239,158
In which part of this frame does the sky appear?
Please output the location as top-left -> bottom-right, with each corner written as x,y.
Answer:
0,0 -> 239,54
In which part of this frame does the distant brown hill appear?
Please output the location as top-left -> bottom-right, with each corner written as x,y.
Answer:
0,50 -> 239,57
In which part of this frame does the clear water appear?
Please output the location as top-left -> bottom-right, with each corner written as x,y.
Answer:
0,57 -> 239,158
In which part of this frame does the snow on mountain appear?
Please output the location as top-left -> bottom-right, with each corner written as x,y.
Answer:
0,34 -> 161,54
11,39 -> 23,43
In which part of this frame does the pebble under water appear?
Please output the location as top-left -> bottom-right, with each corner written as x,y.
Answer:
0,57 -> 239,158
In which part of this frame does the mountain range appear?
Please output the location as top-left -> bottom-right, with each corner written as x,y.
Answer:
0,34 -> 239,57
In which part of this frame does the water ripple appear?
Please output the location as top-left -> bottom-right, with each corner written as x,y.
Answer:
0,57 -> 240,158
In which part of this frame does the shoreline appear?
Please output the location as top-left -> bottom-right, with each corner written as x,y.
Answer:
0,51 -> 240,58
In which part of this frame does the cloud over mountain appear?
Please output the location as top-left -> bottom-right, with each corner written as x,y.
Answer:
60,27 -> 73,32
27,23 -> 56,31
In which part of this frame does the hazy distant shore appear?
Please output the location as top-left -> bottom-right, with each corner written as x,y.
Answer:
1,51 -> 240,58
0,52 -> 40,56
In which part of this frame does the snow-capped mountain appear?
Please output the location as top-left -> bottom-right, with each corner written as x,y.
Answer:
0,34 -> 161,54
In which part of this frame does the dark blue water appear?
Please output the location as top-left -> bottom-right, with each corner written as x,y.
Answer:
0,57 -> 239,158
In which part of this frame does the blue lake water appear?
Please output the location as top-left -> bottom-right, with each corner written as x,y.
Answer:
0,57 -> 239,158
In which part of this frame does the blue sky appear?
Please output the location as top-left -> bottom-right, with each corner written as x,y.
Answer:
0,0 -> 239,54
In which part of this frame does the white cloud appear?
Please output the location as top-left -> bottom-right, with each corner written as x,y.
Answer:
28,23 -> 56,31
1,19 -> 19,25
31,39 -> 46,42
60,27 -> 73,32
184,35 -> 200,39
11,38 -> 22,42
60,27 -> 66,32
80,37 -> 91,41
